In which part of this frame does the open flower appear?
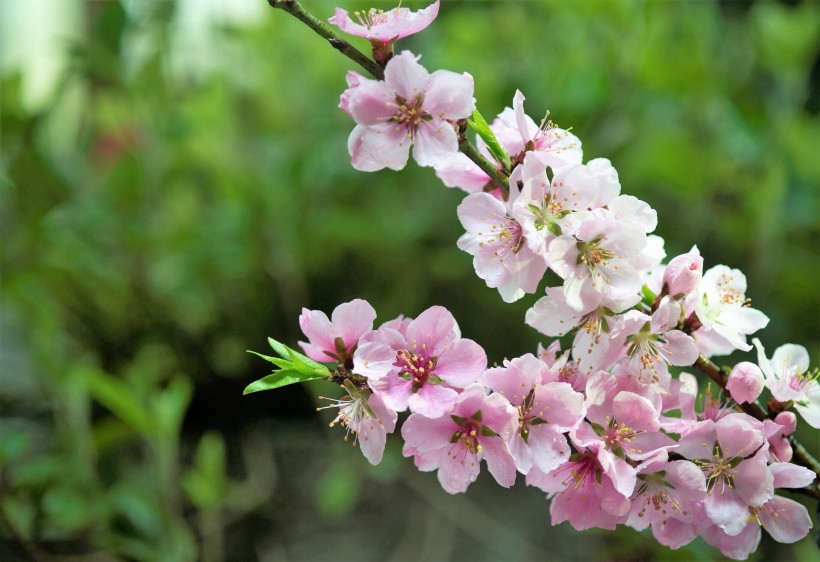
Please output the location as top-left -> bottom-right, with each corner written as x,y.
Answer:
329,1 -> 440,44
753,339 -> 819,428
343,51 -> 475,171
402,384 -> 518,494
299,298 -> 377,366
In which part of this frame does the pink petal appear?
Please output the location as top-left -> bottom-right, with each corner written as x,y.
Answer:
715,414 -> 764,459
298,308 -> 334,354
437,443 -> 480,494
331,299 -> 377,348
434,338 -> 486,388
435,153 -> 489,193
348,78 -> 396,125
705,488 -> 749,536
371,373 -> 413,412
771,462 -> 816,489
407,382 -> 459,418
357,414 -> 388,465
353,341 -> 396,380
348,123 -> 411,172
401,413 -> 456,453
758,496 -> 812,543
384,50 -> 429,100
612,391 -> 660,432
535,382 -> 585,430
412,118 -> 459,168
726,361 -> 764,404
480,437 -> 516,488
652,518 -> 699,550
662,330 -> 700,367
527,424 -> 571,474
423,70 -> 475,120
405,306 -> 459,352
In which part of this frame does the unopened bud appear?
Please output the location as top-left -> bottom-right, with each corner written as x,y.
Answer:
663,245 -> 702,297
726,361 -> 764,404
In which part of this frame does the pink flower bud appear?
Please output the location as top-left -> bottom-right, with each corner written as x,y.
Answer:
726,361 -> 764,404
662,246 -> 702,297
774,411 -> 797,435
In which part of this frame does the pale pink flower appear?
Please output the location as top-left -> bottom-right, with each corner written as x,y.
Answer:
299,298 -> 377,366
726,362 -> 764,404
507,89 -> 582,169
483,354 -> 585,475
318,384 -> 397,465
548,209 -> 647,311
694,265 -> 769,352
663,246 -> 702,298
526,286 -> 638,375
353,306 -> 486,418
613,297 -> 699,385
343,51 -> 475,171
753,338 -> 820,428
329,1 -> 440,44
626,458 -> 706,546
527,448 -> 630,531
401,384 -> 518,494
701,462 -> 815,560
457,183 -> 547,303
763,411 -> 796,462
676,414 -> 773,537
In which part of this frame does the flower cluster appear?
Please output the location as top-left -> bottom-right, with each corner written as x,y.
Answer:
255,2 -> 819,560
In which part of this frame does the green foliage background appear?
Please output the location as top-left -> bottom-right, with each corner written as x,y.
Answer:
1,0 -> 818,560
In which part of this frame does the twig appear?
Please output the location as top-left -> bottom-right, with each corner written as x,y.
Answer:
692,354 -> 820,500
268,0 -> 510,194
269,1 -> 384,80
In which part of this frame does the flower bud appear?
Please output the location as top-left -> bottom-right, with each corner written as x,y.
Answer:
662,245 -> 702,297
726,361 -> 764,404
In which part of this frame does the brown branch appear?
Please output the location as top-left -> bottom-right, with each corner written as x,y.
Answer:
692,354 -> 820,500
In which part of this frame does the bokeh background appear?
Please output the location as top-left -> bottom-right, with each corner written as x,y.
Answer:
1,0 -> 819,560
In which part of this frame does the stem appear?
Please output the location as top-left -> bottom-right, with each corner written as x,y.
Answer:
458,128 -> 510,194
269,1 -> 384,80
692,354 -> 820,500
268,0 -> 510,194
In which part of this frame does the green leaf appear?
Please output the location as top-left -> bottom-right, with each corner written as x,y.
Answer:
268,337 -> 329,373
480,426 -> 497,437
641,284 -> 656,307
243,369 -> 325,394
451,415 -> 468,426
468,109 -> 511,169
547,222 -> 562,236
470,410 -> 483,422
427,375 -> 443,385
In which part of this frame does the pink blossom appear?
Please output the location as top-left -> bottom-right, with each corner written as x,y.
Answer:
694,265 -> 769,352
527,449 -> 630,531
401,384 -> 518,494
456,183 -> 547,303
318,383 -> 397,465
726,362 -> 764,404
676,414 -> 773,536
343,51 -> 475,171
753,338 -> 820,428
353,306 -> 486,417
613,298 -> 699,385
508,89 -> 582,169
299,298 -> 377,365
663,246 -> 702,298
329,1 -> 440,44
483,354 -> 585,474
626,458 -> 706,546
548,209 -> 647,311
763,411 -> 796,462
701,462 -> 815,559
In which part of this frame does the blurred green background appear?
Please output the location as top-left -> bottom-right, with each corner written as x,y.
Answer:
1,0 -> 818,560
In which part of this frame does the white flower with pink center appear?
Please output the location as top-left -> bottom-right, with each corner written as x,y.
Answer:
694,265 -> 769,352
353,306 -> 486,418
508,89 -> 582,169
457,183 -> 547,303
401,384 -> 518,494
483,354 -> 585,475
753,339 -> 819,428
614,297 -> 699,385
343,50 -> 475,171
329,1 -> 440,44
548,209 -> 647,311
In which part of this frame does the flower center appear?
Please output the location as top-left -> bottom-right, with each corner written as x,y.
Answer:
695,444 -> 740,496
603,417 -> 643,453
391,95 -> 427,132
396,348 -> 439,391
354,8 -> 393,29
485,216 -> 525,263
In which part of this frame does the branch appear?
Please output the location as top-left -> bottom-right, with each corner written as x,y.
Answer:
269,1 -> 384,80
692,354 -> 820,500
268,0 -> 510,194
